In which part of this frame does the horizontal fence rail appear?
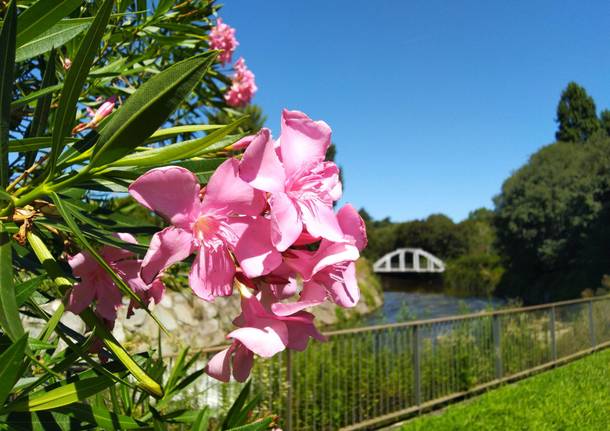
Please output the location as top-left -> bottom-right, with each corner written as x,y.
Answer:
173,295 -> 610,430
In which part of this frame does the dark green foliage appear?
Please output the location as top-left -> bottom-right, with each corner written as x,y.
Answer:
494,131 -> 610,302
555,82 -> 600,143
600,109 -> 610,136
362,208 -> 502,297
206,104 -> 267,135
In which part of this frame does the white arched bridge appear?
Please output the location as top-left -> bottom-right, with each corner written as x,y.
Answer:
373,248 -> 446,273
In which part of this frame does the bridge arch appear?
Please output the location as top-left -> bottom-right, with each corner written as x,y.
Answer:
373,248 -> 445,273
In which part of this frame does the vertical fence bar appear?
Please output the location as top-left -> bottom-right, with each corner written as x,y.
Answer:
492,314 -> 503,379
588,300 -> 596,348
412,324 -> 421,406
549,306 -> 557,361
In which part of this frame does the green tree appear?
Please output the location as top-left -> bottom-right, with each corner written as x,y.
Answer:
494,131 -> 610,301
555,82 -> 600,142
600,109 -> 610,136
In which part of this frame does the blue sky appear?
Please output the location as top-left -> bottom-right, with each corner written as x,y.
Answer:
220,0 -> 610,222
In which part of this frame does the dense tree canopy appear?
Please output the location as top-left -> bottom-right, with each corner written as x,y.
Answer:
494,131 -> 610,301
555,82 -> 600,143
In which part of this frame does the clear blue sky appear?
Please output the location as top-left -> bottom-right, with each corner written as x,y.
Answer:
220,0 -> 610,222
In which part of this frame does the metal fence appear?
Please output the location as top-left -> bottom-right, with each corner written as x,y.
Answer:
185,295 -> 610,430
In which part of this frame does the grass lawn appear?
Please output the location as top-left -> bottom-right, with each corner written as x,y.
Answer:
400,348 -> 610,430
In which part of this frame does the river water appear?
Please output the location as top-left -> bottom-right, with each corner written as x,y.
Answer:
364,274 -> 505,325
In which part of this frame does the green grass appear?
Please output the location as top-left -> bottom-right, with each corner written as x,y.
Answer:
401,348 -> 610,431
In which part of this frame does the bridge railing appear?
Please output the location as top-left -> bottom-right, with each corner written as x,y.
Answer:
173,295 -> 610,431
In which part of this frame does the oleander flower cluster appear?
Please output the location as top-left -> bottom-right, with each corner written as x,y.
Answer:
225,57 -> 257,107
209,17 -> 239,65
67,110 -> 366,382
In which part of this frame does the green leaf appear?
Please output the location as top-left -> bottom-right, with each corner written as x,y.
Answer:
55,403 -> 144,429
0,334 -> 27,407
15,19 -> 91,63
0,1 -> 17,189
27,338 -> 55,351
25,49 -> 58,166
145,124 -> 223,143
192,408 -> 210,431
11,83 -> 62,110
0,221 -> 24,341
222,381 -> 251,430
15,0 -> 82,47
108,117 -> 245,167
90,51 -> 217,167
49,0 -> 113,177
0,189 -> 11,201
15,275 -> 43,306
7,375 -> 115,412
79,309 -> 164,398
8,137 -> 78,153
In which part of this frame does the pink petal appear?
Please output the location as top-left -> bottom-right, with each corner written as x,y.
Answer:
202,158 -> 266,216
232,343 -> 254,382
310,241 -> 360,277
281,310 -> 326,351
337,204 -> 368,251
115,259 -> 148,293
319,262 -> 360,308
299,199 -> 344,243
129,166 -> 202,229
68,281 -> 96,315
94,279 -> 123,321
68,252 -> 101,279
189,245 -> 235,301
239,128 -> 286,193
280,109 -> 331,178
271,284 -> 326,315
229,217 -> 282,278
140,227 -> 194,284
228,322 -> 287,357
269,192 -> 302,251
205,346 -> 233,382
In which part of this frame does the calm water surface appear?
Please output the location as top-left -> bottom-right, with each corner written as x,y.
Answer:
364,274 -> 505,325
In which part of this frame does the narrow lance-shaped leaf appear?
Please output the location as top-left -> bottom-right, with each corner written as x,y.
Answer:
108,116 -> 246,167
25,49 -> 57,166
6,374 -> 116,412
48,0 -> 113,178
0,334 -> 28,407
15,0 -> 82,47
15,19 -> 92,63
0,221 -> 24,341
0,1 -> 17,189
90,51 -> 217,167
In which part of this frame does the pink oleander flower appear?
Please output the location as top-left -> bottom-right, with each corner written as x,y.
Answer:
205,285 -> 325,382
128,159 -> 282,301
68,233 -> 165,322
209,17 -> 238,65
72,96 -> 116,134
239,110 -> 344,251
273,204 -> 367,315
225,57 -> 257,107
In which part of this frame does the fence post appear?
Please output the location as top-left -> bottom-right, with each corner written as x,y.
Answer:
412,324 -> 421,406
285,349 -> 293,431
492,315 -> 503,379
549,306 -> 557,361
588,300 -> 596,348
